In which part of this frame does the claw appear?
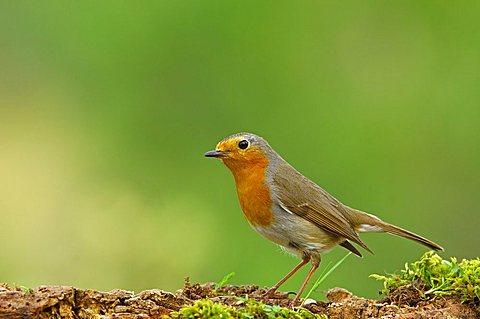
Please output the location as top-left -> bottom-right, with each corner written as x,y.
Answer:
289,297 -> 299,308
262,288 -> 292,299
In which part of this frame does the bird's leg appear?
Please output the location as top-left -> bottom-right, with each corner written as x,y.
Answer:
263,258 -> 309,298
290,257 -> 320,307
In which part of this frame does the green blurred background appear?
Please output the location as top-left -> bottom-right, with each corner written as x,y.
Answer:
1,1 -> 479,300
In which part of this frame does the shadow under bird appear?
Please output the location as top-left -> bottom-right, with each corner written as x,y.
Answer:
205,132 -> 443,306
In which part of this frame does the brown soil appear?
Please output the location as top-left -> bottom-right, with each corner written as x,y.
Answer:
0,281 -> 478,319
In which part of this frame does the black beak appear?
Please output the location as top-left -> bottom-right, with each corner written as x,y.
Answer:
204,150 -> 229,158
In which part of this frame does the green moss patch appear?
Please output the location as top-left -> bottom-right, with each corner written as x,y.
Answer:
371,251 -> 480,309
168,297 -> 325,319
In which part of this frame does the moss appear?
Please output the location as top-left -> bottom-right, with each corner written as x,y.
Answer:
166,297 -> 325,319
370,251 -> 480,309
168,298 -> 235,318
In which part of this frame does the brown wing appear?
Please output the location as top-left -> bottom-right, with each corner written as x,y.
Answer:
340,240 -> 363,257
272,162 -> 372,253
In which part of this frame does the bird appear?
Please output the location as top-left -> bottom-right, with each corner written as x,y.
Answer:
204,132 -> 443,306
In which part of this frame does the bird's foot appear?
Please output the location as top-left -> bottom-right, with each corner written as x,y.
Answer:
288,296 -> 300,309
262,287 -> 294,299
262,287 -> 276,298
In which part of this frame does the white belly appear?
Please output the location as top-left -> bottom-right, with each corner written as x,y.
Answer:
252,203 -> 343,258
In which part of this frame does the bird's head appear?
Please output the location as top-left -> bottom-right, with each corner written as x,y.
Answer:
205,132 -> 272,172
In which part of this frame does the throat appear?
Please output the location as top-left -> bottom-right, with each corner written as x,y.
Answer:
231,163 -> 274,227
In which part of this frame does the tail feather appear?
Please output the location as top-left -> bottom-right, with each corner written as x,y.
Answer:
381,223 -> 443,251
346,208 -> 443,251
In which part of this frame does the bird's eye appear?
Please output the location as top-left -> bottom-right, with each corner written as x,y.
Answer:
238,140 -> 249,150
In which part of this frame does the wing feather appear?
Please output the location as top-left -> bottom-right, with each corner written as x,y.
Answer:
272,162 -> 371,252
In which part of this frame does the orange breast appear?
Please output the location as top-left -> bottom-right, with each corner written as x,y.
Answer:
227,159 -> 274,227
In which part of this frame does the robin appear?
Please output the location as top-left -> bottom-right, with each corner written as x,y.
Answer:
205,132 -> 443,306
